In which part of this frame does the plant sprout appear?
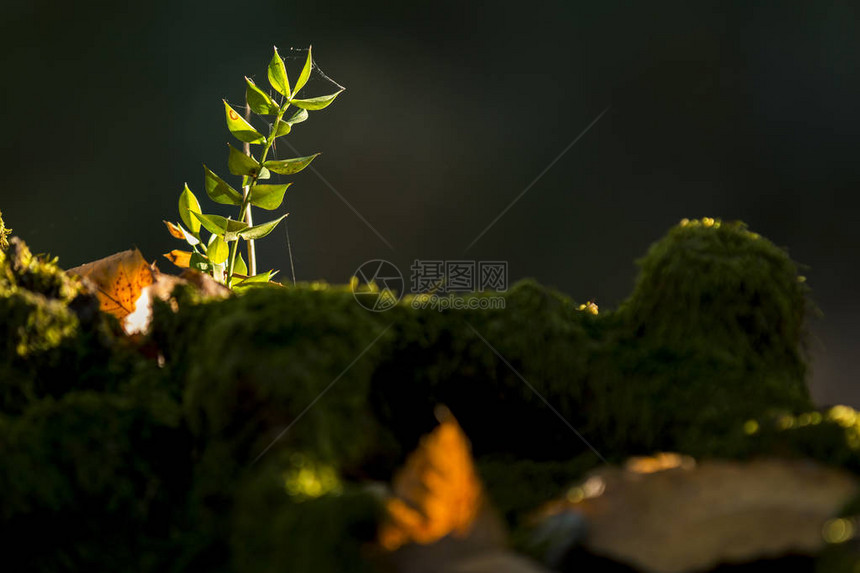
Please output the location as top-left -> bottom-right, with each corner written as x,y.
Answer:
164,46 -> 343,288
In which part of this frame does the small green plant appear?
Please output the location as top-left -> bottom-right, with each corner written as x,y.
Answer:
165,46 -> 343,288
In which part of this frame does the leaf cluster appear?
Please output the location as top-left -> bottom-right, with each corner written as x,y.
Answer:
164,47 -> 343,288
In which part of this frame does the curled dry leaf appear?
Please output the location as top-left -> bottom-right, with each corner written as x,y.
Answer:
379,406 -> 485,551
122,269 -> 229,335
532,455 -> 860,573
68,250 -> 229,335
68,248 -> 153,321
377,407 -> 548,573
163,220 -> 185,240
164,249 -> 192,268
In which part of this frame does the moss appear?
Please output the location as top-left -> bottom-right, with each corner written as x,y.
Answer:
0,209 -> 10,251
230,450 -> 383,573
604,218 -> 813,453
0,218 -> 832,571
0,237 -> 157,415
0,238 -> 86,362
150,284 -> 396,570
717,406 -> 860,471
159,284 -> 391,467
370,281 -> 605,464
371,220 -> 813,461
0,388 -> 188,571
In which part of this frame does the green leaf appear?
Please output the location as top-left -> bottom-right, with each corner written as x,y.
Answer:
235,270 -> 277,286
258,166 -> 271,180
179,183 -> 202,234
203,165 -> 243,205
267,47 -> 291,98
208,234 -> 229,265
227,144 -> 262,177
169,221 -> 200,246
289,90 -> 343,110
237,214 -> 288,240
263,154 -> 319,175
249,183 -> 291,210
190,252 -> 212,273
190,211 -> 249,241
234,252 -> 248,276
273,120 -> 291,138
286,108 -> 309,125
293,46 -> 313,96
245,77 -> 279,115
224,100 -> 265,144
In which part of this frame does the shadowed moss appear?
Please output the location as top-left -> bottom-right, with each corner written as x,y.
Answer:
156,283 -> 392,467
0,388 -> 188,572
371,220 -> 813,462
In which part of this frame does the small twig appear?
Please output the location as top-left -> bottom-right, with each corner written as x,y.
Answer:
285,221 -> 296,285
243,103 -> 257,275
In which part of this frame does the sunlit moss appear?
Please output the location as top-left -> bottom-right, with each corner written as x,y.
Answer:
577,301 -> 599,315
823,518 -> 856,544
744,420 -> 760,435
0,209 -> 10,251
284,453 -> 342,500
829,405 -> 859,428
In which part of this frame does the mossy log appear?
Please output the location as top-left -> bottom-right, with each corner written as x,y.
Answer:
2,219 -> 853,572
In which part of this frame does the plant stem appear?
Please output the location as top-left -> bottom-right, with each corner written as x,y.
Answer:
225,101 -> 289,287
242,103 -> 256,276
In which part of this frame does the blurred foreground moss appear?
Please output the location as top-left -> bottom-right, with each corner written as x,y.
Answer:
1,218 -> 853,572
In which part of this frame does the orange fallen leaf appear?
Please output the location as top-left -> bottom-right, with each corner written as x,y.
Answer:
379,406 -> 484,551
163,220 -> 185,240
68,248 -> 153,320
164,249 -> 192,268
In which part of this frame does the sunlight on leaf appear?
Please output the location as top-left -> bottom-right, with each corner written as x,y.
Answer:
68,249 -> 153,320
379,406 -> 483,551
293,46 -> 313,96
227,143 -> 261,177
267,46 -> 291,98
286,108 -> 309,125
249,183 -> 291,210
208,234 -> 229,265
179,184 -> 202,234
237,214 -> 288,240
289,90 -> 343,110
164,249 -> 192,268
224,100 -> 265,144
203,165 -> 243,205
190,212 -> 249,241
263,154 -> 319,175
273,120 -> 291,138
234,252 -> 248,276
245,77 -> 279,115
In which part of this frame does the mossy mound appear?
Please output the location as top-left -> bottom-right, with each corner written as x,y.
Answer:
371,219 -> 813,462
0,237 -> 153,415
1,219 -> 849,572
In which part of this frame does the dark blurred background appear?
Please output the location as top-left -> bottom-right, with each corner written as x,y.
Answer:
1,1 -> 858,405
